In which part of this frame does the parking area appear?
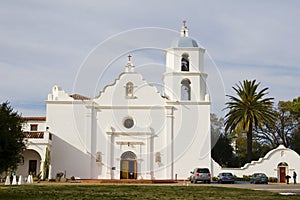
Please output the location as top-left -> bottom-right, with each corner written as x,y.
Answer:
186,182 -> 300,195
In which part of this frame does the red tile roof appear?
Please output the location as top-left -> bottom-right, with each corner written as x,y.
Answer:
22,117 -> 46,121
70,94 -> 90,100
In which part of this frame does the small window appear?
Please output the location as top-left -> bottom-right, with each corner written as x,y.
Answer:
181,53 -> 189,71
126,82 -> 134,97
30,124 -> 38,131
197,168 -> 210,173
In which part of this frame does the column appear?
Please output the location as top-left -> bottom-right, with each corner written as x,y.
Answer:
166,107 -> 174,179
40,160 -> 45,180
86,104 -> 97,179
110,134 -> 115,179
90,104 -> 97,179
85,107 -> 93,178
48,164 -> 52,179
146,133 -> 154,179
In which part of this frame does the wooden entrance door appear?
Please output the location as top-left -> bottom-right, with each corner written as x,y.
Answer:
279,167 -> 286,183
28,160 -> 37,176
120,160 -> 137,179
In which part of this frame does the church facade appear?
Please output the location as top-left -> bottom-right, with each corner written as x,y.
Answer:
18,24 -> 212,180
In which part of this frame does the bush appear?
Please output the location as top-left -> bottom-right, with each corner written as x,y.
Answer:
70,176 -> 75,181
242,175 -> 251,182
268,177 -> 278,182
33,177 -> 39,182
56,172 -> 64,178
234,175 -> 251,182
212,177 -> 218,181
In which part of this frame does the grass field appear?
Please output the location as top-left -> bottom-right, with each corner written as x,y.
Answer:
0,184 -> 298,200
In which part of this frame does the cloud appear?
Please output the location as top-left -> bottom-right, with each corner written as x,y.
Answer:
0,0 -> 299,117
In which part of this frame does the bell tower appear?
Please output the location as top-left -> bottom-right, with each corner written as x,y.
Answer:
163,22 -> 211,180
163,21 -> 208,102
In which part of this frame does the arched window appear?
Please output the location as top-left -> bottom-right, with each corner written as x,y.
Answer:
126,82 -> 134,97
181,79 -> 191,100
181,53 -> 189,71
121,151 -> 137,160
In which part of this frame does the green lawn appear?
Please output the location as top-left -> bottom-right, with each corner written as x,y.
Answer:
0,184 -> 298,200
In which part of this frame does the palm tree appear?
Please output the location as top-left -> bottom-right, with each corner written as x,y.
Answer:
224,80 -> 276,162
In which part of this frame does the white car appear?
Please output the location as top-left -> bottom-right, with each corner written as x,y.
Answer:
190,168 -> 211,184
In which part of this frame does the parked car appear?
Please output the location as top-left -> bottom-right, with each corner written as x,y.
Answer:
217,172 -> 235,184
190,168 -> 211,184
250,173 -> 268,184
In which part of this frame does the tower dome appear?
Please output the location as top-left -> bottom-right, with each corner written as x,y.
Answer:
171,21 -> 198,48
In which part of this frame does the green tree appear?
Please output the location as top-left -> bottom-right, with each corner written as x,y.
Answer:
228,129 -> 272,167
290,96 -> 300,118
224,80 -> 276,162
0,102 -> 26,174
43,147 -> 51,179
211,114 -> 235,167
211,113 -> 224,148
286,97 -> 300,154
254,99 -> 299,148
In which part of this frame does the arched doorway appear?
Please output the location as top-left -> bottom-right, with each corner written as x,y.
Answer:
120,151 -> 137,179
17,149 -> 42,177
278,162 -> 288,183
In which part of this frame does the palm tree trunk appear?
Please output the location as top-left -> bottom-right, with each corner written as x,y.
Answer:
247,123 -> 253,162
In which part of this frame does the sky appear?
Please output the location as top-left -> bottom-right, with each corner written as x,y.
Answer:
1,0 -> 299,117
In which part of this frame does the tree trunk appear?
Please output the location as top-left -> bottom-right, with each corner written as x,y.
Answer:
247,123 -> 253,162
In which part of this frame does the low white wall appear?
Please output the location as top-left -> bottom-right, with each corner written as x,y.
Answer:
212,145 -> 300,183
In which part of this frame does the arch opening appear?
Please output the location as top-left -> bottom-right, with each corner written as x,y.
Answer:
181,79 -> 191,100
120,151 -> 137,179
181,53 -> 189,71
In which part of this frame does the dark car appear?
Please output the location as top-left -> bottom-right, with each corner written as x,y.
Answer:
250,173 -> 268,184
217,172 -> 235,184
190,168 -> 211,184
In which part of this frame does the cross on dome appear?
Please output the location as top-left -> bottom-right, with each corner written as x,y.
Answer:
180,20 -> 189,37
128,54 -> 132,62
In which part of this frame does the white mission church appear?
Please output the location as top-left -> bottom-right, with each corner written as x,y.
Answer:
17,24 -> 300,182
19,24 -> 211,180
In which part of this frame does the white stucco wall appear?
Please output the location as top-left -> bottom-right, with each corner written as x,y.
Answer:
171,103 -> 211,179
46,96 -> 92,179
212,145 -> 300,183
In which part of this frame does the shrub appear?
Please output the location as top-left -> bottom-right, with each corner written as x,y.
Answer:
70,176 -> 75,181
33,177 -> 39,182
56,172 -> 64,178
268,177 -> 278,182
242,175 -> 251,181
234,175 -> 251,182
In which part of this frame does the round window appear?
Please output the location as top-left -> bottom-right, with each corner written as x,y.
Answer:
123,118 -> 134,129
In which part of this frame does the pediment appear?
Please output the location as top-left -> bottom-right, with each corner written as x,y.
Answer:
94,72 -> 166,106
